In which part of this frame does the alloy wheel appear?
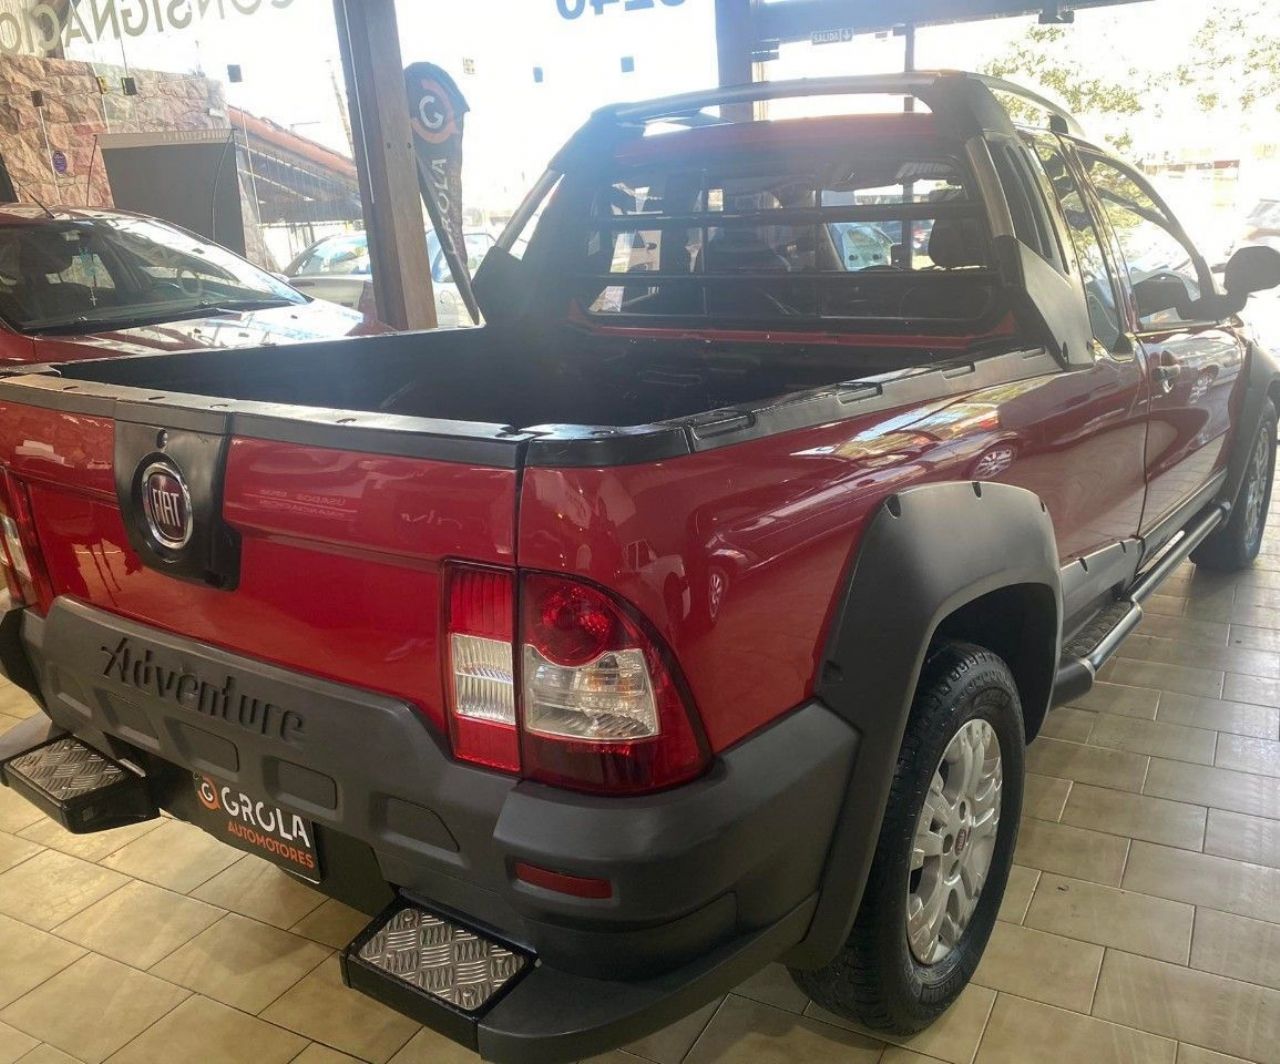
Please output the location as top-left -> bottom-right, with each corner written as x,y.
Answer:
906,718 -> 1003,966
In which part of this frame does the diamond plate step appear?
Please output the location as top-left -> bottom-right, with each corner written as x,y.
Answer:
1,736 -> 157,834
341,900 -> 531,1051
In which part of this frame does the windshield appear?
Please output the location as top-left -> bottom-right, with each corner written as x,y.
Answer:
0,215 -> 304,333
553,122 -> 1000,327
430,233 -> 495,284
292,233 -> 371,277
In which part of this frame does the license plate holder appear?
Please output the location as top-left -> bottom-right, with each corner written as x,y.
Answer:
190,774 -> 322,883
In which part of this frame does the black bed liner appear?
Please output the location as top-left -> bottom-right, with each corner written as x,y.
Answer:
0,338 -> 1058,468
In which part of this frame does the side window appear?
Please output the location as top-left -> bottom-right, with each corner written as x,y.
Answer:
1026,136 -> 1124,352
1076,152 -> 1209,330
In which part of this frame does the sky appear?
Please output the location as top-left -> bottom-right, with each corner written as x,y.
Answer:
59,0 -> 1280,220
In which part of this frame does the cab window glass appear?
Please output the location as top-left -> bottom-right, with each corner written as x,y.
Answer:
1027,137 -> 1123,351
1078,152 -> 1207,329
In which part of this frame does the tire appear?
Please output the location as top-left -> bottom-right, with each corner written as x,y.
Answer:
791,642 -> 1025,1034
1192,398 -> 1277,572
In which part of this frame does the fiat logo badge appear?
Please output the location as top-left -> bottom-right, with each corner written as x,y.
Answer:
141,461 -> 193,550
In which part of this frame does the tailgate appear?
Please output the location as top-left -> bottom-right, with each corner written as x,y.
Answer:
0,389 -> 524,739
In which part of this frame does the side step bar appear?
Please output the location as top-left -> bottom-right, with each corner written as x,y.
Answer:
1053,502 -> 1229,706
0,734 -> 157,834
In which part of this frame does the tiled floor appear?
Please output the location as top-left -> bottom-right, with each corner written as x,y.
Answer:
2,506 -> 1280,1062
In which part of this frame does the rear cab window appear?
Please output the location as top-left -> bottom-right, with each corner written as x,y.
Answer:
553,118 -> 1008,333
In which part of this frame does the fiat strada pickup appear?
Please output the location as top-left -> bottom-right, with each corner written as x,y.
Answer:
0,73 -> 1278,1062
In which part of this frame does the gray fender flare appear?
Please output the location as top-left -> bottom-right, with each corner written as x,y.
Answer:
787,480 -> 1061,968
1220,338 -> 1280,510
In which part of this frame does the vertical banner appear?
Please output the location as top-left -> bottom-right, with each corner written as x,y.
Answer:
404,63 -> 479,325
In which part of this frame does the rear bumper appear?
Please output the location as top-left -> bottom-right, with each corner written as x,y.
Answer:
0,597 -> 860,1058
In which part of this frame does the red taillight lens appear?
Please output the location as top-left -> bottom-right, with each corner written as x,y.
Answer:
519,573 -> 709,795
442,565 -> 710,794
0,472 -> 49,610
444,566 -> 520,773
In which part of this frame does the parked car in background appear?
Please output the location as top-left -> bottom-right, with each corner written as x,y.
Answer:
1236,198 -> 1280,253
1,73 -> 1279,1062
285,228 -> 495,327
0,206 -> 377,365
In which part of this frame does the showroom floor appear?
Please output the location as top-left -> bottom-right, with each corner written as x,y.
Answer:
2,506 -> 1280,1064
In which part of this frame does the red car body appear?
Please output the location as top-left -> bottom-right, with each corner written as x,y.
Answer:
0,75 -> 1277,1062
0,205 -> 380,366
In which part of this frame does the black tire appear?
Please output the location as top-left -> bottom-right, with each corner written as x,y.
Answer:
1192,399 -> 1277,572
791,642 -> 1025,1034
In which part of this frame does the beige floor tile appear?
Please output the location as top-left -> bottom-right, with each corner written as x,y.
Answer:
0,716 -> 22,738
1177,1044 -> 1255,1064
0,833 -> 40,876
1068,681 -> 1159,719
0,954 -> 187,1064
1204,808 -> 1280,870
1026,737 -> 1149,792
810,984 -> 995,1064
971,922 -> 1103,1013
626,999 -> 721,1064
1040,707 -> 1097,743
106,994 -> 307,1064
151,913 -> 330,1014
0,687 -> 36,719
997,865 -> 1039,925
1191,908 -> 1280,991
1061,784 -> 1207,850
0,916 -> 84,1010
259,956 -> 420,1063
975,994 -> 1175,1064
292,1046 -> 367,1064
732,963 -> 808,1014
1222,672 -> 1280,708
1156,692 -> 1280,740
880,1051 -> 951,1064
0,851 -> 127,930
53,880 -> 224,969
386,1026 -> 480,1064
0,1021 -> 37,1064
16,818 -> 163,864
1087,715 -> 1217,765
12,1045 -> 77,1064
191,856 -> 325,929
100,820 -> 240,894
1230,623 -> 1280,652
1014,817 -> 1130,886
1100,659 -> 1224,699
1138,614 -> 1230,648
1025,874 -> 1194,964
1144,758 -> 1280,820
290,899 -> 370,950
0,790 -> 41,836
1023,773 -> 1071,822
1215,733 -> 1280,777
687,995 -> 881,1064
1123,634 -> 1280,679
1122,841 -> 1280,923
1093,950 -> 1280,1064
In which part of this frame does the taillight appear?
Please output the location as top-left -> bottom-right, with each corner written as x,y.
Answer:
442,565 -> 709,795
445,566 -> 520,773
0,473 -> 49,609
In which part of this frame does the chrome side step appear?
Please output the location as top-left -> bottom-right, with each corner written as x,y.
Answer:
1,735 -> 157,834
1052,502 -> 1229,706
341,900 -> 531,1051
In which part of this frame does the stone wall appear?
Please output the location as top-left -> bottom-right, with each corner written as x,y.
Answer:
0,53 -> 228,207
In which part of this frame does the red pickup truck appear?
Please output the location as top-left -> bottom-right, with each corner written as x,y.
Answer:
1,73 -> 1278,1061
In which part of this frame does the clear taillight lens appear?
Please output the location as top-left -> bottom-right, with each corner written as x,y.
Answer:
0,514 -> 31,602
445,567 -> 519,772
523,646 -> 658,741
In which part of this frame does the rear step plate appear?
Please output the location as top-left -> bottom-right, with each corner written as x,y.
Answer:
1,737 -> 157,834
341,901 -> 531,1050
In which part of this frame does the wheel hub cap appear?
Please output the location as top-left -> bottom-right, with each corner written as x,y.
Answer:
907,718 -> 1003,966
1244,424 -> 1272,548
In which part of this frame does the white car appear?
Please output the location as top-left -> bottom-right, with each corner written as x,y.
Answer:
284,229 -> 494,327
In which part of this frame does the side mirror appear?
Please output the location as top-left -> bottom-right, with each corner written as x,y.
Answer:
1133,274 -> 1191,320
1222,245 -> 1280,314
